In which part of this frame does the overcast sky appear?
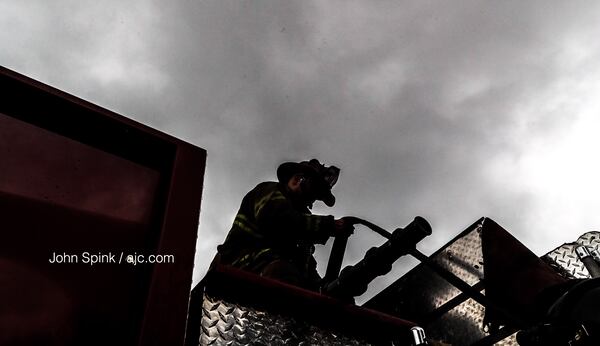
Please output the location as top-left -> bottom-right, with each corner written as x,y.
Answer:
3,1 -> 600,303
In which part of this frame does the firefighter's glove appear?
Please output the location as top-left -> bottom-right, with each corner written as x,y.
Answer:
334,217 -> 355,237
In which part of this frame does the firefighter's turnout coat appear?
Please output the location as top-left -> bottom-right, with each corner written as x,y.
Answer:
217,181 -> 336,288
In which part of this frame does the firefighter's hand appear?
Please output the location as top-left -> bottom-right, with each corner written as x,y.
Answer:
334,218 -> 354,237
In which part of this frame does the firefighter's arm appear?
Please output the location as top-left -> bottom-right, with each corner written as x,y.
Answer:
334,218 -> 355,237
255,192 -> 335,244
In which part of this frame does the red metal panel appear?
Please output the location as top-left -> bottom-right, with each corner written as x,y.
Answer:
139,143 -> 206,346
0,66 -> 206,346
482,218 -> 567,325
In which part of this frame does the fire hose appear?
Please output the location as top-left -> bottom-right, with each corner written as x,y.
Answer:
322,216 -> 432,298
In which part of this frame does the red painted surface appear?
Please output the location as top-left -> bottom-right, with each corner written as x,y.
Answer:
0,66 -> 206,346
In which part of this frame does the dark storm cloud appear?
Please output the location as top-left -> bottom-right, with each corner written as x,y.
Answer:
3,1 -> 600,302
